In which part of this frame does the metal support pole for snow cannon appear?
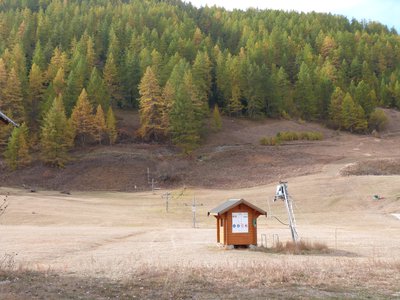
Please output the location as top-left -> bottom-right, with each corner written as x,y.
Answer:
274,181 -> 300,243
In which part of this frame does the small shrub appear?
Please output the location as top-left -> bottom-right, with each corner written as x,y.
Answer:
277,131 -> 299,141
302,131 -> 324,140
261,131 -> 323,146
255,240 -> 329,255
260,136 -> 280,146
281,110 -> 291,120
368,109 -> 388,132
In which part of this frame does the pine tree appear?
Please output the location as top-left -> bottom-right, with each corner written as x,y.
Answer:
71,89 -> 95,146
27,63 -> 44,132
3,67 -> 25,123
103,52 -> 121,107
52,67 -> 66,96
11,43 -> 27,95
106,106 -> 117,145
294,62 -> 316,120
160,81 -> 174,135
169,70 -> 201,153
215,48 -> 230,107
354,80 -> 375,116
5,123 -> 31,170
350,56 -> 361,82
151,49 -> 163,81
228,84 -> 243,116
32,41 -> 46,70
353,105 -> 368,133
226,55 -> 242,116
275,67 -> 294,117
86,36 -> 96,73
87,67 -> 109,111
64,70 -> 83,115
93,105 -> 106,144
46,47 -> 69,83
121,48 -> 141,107
192,51 -> 212,115
183,69 -> 203,131
139,47 -> 152,76
40,95 -> 74,167
394,81 -> 400,109
245,63 -> 268,119
107,27 -> 121,66
0,58 -> 7,108
379,79 -> 390,107
341,93 -> 367,132
138,66 -> 165,141
329,87 -> 345,129
368,109 -> 388,131
212,105 -> 222,131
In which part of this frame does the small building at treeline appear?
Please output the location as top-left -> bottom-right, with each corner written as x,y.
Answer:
208,199 -> 267,247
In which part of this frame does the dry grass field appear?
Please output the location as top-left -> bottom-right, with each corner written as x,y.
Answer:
1,162 -> 400,299
1,111 -> 400,299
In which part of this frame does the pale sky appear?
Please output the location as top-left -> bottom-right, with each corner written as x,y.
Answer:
184,0 -> 399,31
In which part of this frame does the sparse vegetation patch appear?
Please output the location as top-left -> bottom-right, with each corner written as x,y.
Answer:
1,258 -> 399,299
260,131 -> 323,145
254,240 -> 329,255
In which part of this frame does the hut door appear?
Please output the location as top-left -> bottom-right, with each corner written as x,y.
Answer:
219,218 -> 225,244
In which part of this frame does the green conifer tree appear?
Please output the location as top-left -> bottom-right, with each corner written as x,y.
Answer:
64,70 -> 83,116
212,105 -> 222,131
71,89 -> 95,146
294,62 -> 316,120
11,43 -> 27,96
3,67 -> 25,123
160,81 -> 175,135
341,93 -> 367,132
354,80 -> 375,117
40,95 -> 74,167
329,87 -> 345,129
103,52 -> 121,107
169,69 -> 201,153
0,58 -> 7,107
86,36 -> 96,73
32,41 -> 46,71
87,67 -> 109,111
192,51 -> 212,115
106,106 -> 117,145
5,123 -> 31,170
46,47 -> 69,83
138,66 -> 165,141
52,67 -> 66,96
93,105 -> 106,144
27,63 -> 44,132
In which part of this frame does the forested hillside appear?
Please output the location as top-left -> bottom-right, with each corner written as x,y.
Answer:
0,0 -> 400,168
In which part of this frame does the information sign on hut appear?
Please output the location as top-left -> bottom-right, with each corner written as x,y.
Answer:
208,199 -> 267,247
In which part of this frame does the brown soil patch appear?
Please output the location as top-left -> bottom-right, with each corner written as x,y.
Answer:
3,109 -> 400,192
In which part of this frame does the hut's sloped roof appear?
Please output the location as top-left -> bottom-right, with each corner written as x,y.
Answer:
208,199 -> 267,216
0,110 -> 19,127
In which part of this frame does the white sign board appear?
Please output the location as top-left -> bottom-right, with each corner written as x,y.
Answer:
232,212 -> 248,233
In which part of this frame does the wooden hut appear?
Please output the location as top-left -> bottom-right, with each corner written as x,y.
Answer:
0,110 -> 19,127
208,199 -> 267,247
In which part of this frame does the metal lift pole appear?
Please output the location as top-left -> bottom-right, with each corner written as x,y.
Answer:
0,110 -> 19,127
281,182 -> 299,243
274,181 -> 299,243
